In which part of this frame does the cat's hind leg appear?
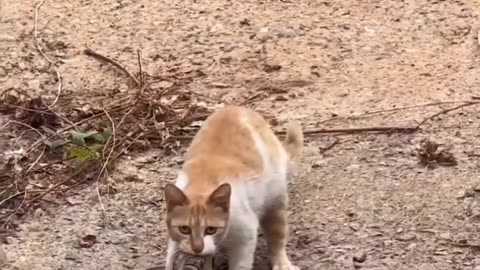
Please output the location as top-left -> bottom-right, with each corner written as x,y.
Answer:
261,195 -> 299,270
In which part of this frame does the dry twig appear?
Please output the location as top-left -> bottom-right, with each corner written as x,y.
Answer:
34,0 -> 62,107
415,101 -> 480,128
137,49 -> 144,87
319,138 -> 341,154
84,48 -> 141,87
275,126 -> 419,136
95,108 -> 117,219
0,191 -> 27,230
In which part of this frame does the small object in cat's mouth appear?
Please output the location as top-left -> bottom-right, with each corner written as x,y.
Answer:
146,252 -> 228,270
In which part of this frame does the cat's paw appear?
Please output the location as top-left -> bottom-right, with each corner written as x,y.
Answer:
272,258 -> 299,270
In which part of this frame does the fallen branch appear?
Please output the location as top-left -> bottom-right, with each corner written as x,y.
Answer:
276,126 -> 419,136
84,48 -> 141,87
415,101 -> 480,128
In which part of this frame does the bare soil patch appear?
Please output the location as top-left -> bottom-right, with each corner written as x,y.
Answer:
1,0 -> 480,270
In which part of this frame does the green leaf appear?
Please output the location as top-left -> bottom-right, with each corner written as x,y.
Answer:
88,144 -> 105,152
45,139 -> 68,150
68,146 -> 97,163
70,131 -> 96,146
90,133 -> 107,144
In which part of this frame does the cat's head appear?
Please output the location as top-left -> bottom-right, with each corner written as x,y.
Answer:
164,183 -> 231,256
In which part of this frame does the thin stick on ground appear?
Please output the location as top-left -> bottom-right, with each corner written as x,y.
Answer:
26,165 -> 90,207
319,138 -> 341,154
275,126 -> 419,136
0,190 -> 27,230
415,101 -> 480,128
2,121 -> 47,177
1,120 -> 46,138
116,51 -> 147,129
95,108 -> 117,220
34,0 -> 62,108
0,192 -> 25,209
137,49 -> 144,87
25,147 -> 46,174
316,99 -> 480,125
23,103 -> 133,156
84,48 -> 141,87
352,100 -> 477,119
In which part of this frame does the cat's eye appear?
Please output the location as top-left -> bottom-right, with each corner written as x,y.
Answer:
178,226 -> 191,235
204,227 -> 217,235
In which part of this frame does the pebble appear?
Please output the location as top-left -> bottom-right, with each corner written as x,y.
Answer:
348,223 -> 361,231
276,28 -> 297,38
396,233 -> 416,241
257,27 -> 272,42
118,83 -> 129,93
353,250 -> 367,263
65,251 -> 80,261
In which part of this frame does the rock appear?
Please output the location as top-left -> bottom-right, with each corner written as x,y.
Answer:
0,67 -> 6,77
396,233 -> 416,241
257,27 -> 272,42
79,234 -> 97,248
348,223 -> 361,232
276,27 -> 297,38
220,43 -> 236,53
210,23 -> 224,33
151,80 -> 174,89
119,83 -> 129,93
65,251 -> 81,262
353,250 -> 367,263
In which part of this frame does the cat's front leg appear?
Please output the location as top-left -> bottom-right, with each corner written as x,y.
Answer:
165,240 -> 177,270
226,234 -> 257,270
225,218 -> 258,270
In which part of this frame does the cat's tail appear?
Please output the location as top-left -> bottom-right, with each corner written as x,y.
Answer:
283,121 -> 304,170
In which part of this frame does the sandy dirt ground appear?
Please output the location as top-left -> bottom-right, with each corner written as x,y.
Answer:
1,0 -> 480,269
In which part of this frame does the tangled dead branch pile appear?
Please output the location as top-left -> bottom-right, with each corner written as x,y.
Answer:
0,49 -> 223,231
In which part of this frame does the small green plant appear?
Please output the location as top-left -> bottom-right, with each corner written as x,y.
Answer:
44,129 -> 111,167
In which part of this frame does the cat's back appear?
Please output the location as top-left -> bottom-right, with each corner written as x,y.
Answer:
180,106 -> 286,193
186,105 -> 282,162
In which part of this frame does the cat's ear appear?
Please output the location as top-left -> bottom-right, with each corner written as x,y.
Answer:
207,183 -> 231,212
164,184 -> 189,211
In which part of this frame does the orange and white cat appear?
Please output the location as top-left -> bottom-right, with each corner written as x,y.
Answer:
164,106 -> 303,270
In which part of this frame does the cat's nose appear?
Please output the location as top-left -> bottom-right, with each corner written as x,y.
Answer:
191,239 -> 204,254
